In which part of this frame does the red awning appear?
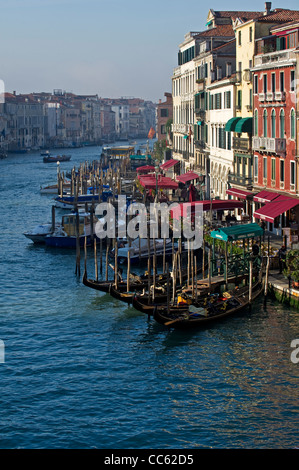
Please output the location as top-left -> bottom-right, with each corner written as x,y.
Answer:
177,171 -> 200,183
160,159 -> 179,170
138,175 -> 178,190
253,190 -> 280,204
136,165 -> 155,173
253,195 -> 299,223
226,188 -> 254,200
171,200 -> 244,220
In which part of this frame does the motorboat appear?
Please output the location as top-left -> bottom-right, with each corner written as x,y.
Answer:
24,222 -> 60,244
111,237 -> 178,264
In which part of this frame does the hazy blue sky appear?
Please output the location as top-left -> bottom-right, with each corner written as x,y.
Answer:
1,0 -> 298,102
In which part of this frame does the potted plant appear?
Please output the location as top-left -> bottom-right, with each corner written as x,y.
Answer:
283,249 -> 299,288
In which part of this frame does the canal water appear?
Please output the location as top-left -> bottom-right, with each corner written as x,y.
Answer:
0,144 -> 298,449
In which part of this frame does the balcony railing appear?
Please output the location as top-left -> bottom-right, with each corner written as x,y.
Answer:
232,137 -> 252,152
252,136 -> 286,154
254,49 -> 296,67
228,174 -> 254,189
274,91 -> 286,101
195,140 -> 205,149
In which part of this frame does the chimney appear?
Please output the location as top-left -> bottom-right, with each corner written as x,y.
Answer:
264,2 -> 271,15
13,90 -> 16,95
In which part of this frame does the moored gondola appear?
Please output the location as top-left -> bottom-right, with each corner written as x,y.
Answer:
153,280 -> 264,329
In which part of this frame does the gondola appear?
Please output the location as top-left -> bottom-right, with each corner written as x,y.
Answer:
82,270 -> 149,293
153,280 -> 264,329
109,283 -> 169,305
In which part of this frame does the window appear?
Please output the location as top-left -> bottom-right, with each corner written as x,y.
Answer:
249,89 -> 252,109
280,110 -> 285,139
238,31 -> 241,46
271,73 -> 276,93
218,127 -> 226,149
263,109 -> 268,137
271,158 -> 276,181
237,90 -> 242,109
291,109 -> 295,140
225,91 -> 231,108
227,131 -> 231,150
290,70 -> 295,92
263,157 -> 267,179
254,75 -> 258,94
160,109 -> 168,118
249,27 -> 253,42
254,109 -> 258,136
280,160 -> 284,183
291,161 -> 295,187
280,71 -> 284,92
254,155 -> 258,178
271,110 -> 276,138
263,74 -> 267,93
160,124 -> 166,135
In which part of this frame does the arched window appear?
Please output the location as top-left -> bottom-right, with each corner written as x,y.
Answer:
271,109 -> 276,138
254,109 -> 258,136
291,109 -> 295,140
280,109 -> 285,139
263,109 -> 268,137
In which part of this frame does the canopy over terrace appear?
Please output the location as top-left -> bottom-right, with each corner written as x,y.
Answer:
210,223 -> 264,242
136,165 -> 155,173
138,174 -> 178,190
160,159 -> 179,171
176,171 -> 200,184
253,195 -> 299,223
171,200 -> 244,220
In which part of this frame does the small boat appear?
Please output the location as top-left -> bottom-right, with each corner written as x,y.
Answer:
109,283 -> 168,305
54,191 -> 113,209
44,211 -> 98,248
23,222 -> 60,244
43,154 -> 71,163
40,150 -> 51,156
153,281 -> 264,329
111,237 -> 178,265
82,270 -> 149,293
40,181 -> 71,194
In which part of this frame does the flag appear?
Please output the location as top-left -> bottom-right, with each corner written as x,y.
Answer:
188,126 -> 192,142
148,127 -> 156,139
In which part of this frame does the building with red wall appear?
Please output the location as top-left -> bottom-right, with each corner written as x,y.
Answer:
251,20 -> 299,234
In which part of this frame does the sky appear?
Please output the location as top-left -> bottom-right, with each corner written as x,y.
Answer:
0,0 -> 298,103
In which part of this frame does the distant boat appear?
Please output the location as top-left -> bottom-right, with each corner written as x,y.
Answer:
24,222 -> 61,244
44,211 -> 99,248
40,150 -> 51,156
110,237 -> 179,265
54,191 -> 114,209
43,154 -> 71,163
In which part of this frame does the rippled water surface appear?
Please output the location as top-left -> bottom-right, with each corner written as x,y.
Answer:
0,145 -> 298,449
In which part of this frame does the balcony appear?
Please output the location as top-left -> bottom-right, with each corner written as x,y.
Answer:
266,92 -> 273,101
243,69 -> 252,82
274,91 -> 286,101
258,93 -> 265,102
228,174 -> 254,189
252,136 -> 286,154
195,107 -> 205,117
195,140 -> 205,149
232,137 -> 252,152
254,49 -> 296,68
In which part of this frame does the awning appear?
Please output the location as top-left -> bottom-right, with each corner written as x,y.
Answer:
253,190 -> 280,204
177,171 -> 200,183
171,200 -> 244,220
138,175 -> 178,190
224,117 -> 242,132
234,117 -> 252,134
226,188 -> 254,200
210,223 -> 264,242
253,195 -> 299,223
160,159 -> 179,170
136,165 -> 155,173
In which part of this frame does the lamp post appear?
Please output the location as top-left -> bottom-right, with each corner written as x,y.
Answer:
155,160 -> 159,203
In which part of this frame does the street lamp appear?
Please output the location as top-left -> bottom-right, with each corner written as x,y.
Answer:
155,160 -> 159,203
